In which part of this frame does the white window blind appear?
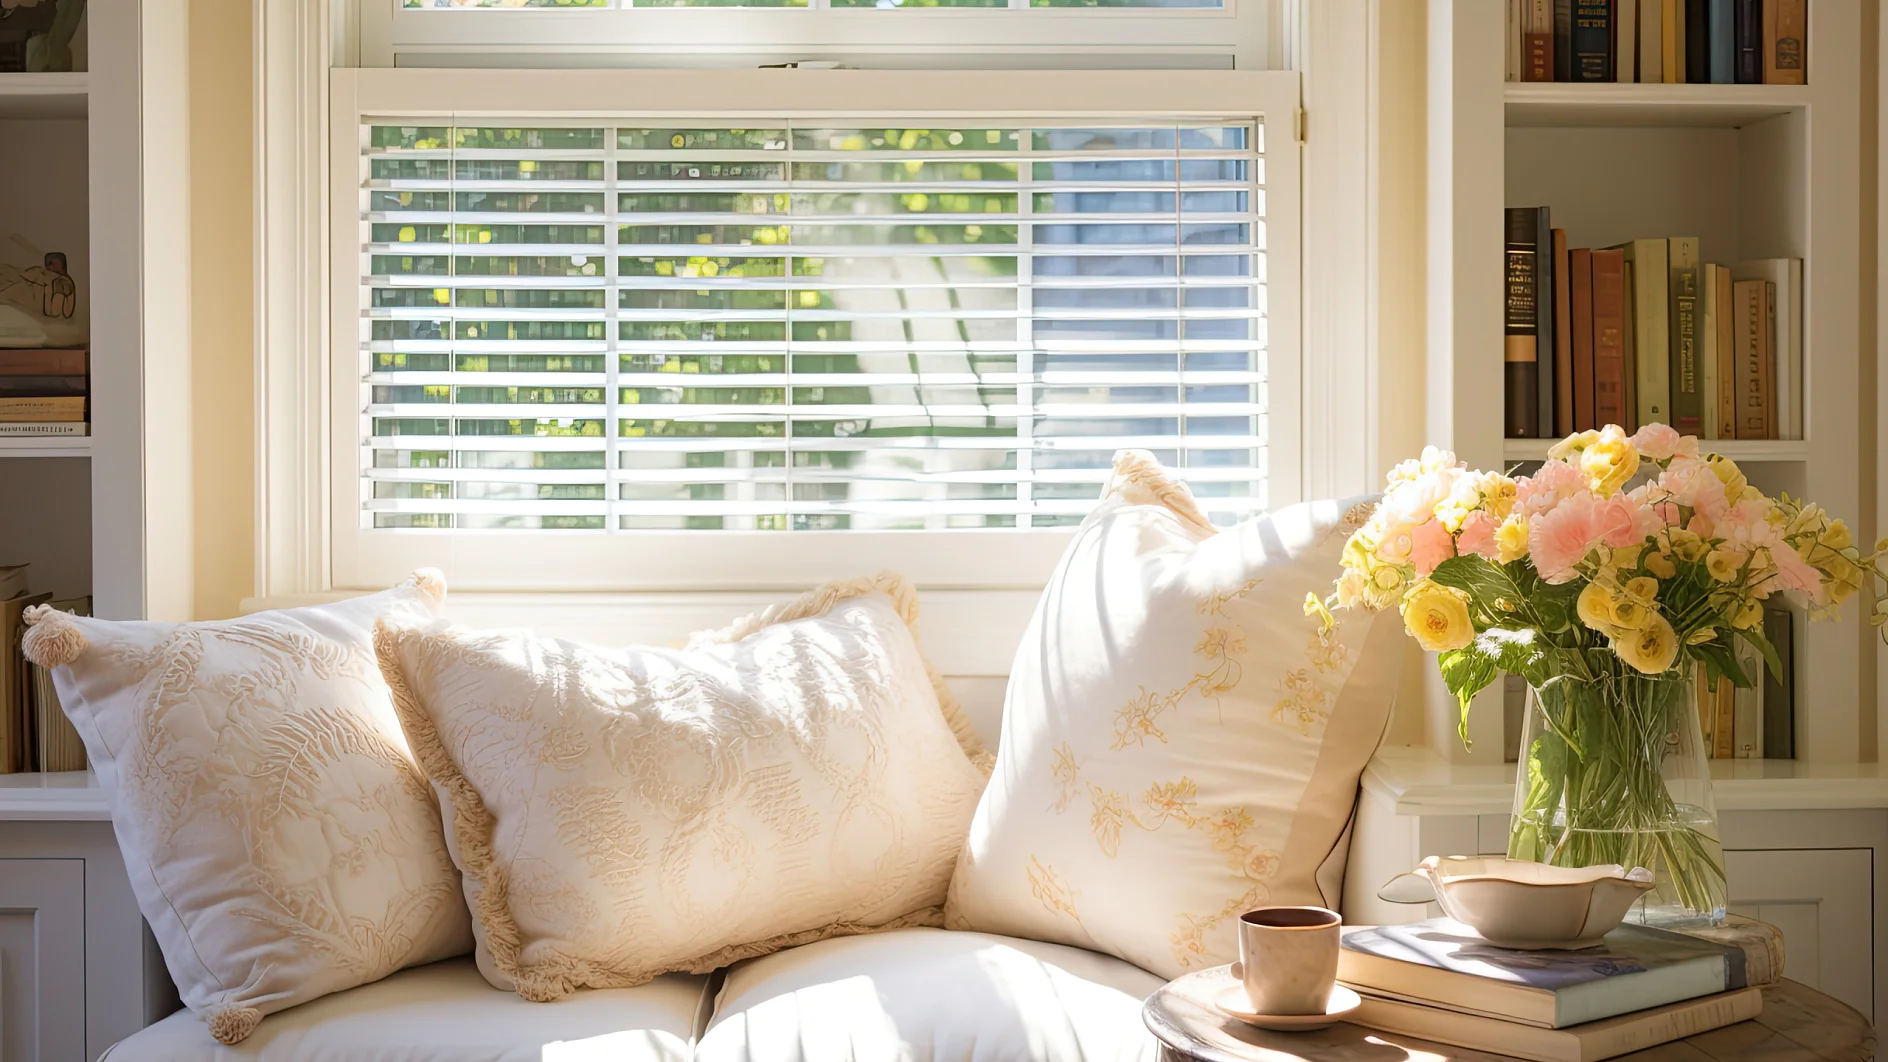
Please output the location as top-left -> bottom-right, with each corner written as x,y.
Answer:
354,118 -> 1269,534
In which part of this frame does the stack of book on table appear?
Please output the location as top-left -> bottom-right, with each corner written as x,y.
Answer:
1504,210 -> 1801,442
1339,917 -> 1781,1062
0,348 -> 88,437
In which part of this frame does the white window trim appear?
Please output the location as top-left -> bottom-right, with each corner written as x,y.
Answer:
256,0 -> 1376,603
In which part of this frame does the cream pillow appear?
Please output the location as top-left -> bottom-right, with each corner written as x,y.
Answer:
20,572 -> 473,1045
945,452 -> 1399,978
374,572 -> 992,1002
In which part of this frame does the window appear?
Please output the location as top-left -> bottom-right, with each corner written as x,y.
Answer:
330,69 -> 1298,590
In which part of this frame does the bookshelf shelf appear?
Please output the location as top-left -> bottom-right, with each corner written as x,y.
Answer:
1500,438 -> 1808,464
0,72 -> 88,120
0,436 -> 91,459
1505,82 -> 1809,129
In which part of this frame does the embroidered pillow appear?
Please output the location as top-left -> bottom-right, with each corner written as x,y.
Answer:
944,452 -> 1398,978
374,572 -> 992,1002
21,573 -> 473,1045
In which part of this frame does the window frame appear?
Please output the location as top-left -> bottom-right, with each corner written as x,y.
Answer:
326,67 -> 1302,592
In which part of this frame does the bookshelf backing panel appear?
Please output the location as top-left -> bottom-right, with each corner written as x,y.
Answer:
0,118 -> 91,346
0,458 -> 91,601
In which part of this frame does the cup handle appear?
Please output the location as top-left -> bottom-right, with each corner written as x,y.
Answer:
1376,871 -> 1436,905
1229,961 -> 1243,979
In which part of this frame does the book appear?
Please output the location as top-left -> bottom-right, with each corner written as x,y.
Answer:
1641,0 -> 1664,82
1615,0 -> 1638,83
1591,249 -> 1627,428
1621,259 -> 1639,431
1349,988 -> 1764,1062
1527,0 -> 1555,81
0,422 -> 88,437
1511,0 -> 1525,81
1730,258 -> 1801,437
1735,0 -> 1762,81
1685,0 -> 1709,82
0,348 -> 86,376
1730,279 -> 1771,439
1699,263 -> 1719,439
0,375 -> 87,398
1570,248 -> 1595,432
1665,0 -> 1684,82
1763,0 -> 1805,84
1555,0 -> 1574,80
1554,228 -> 1574,435
1712,670 -> 1735,758
1613,239 -> 1669,427
30,595 -> 90,773
0,591 -> 53,774
1336,919 -> 1755,1029
1572,0 -> 1611,80
1537,209 -> 1557,437
1762,605 -> 1794,758
1714,265 -> 1736,437
0,396 -> 85,422
1732,633 -> 1763,758
1667,237 -> 1701,435
1707,0 -> 1734,81
1506,209 -> 1543,438
1695,663 -> 1716,752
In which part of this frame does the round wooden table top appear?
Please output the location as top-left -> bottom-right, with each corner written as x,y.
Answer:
1143,965 -> 1876,1062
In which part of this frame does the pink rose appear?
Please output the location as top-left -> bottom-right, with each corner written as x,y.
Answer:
1529,493 -> 1607,583
1455,509 -> 1499,561
1408,518 -> 1456,577
1515,459 -> 1586,517
1629,423 -> 1699,461
1597,492 -> 1659,548
1657,455 -> 1729,519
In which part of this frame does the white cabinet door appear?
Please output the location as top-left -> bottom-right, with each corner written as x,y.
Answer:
0,859 -> 88,1062
1724,847 -> 1873,1021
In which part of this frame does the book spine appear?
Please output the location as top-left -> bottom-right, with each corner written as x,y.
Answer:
1734,0 -> 1762,81
1696,663 -> 1716,756
1713,674 -> 1735,758
1570,249 -> 1596,432
1621,259 -> 1639,431
1537,208 -> 1557,438
1591,249 -> 1627,428
1762,607 -> 1794,758
1573,0 -> 1612,79
1708,0 -> 1735,81
1510,0 -> 1524,80
1686,0 -> 1710,81
31,666 -> 86,773
1767,0 -> 1805,83
0,422 -> 87,437
1667,238 -> 1700,434
1732,636 -> 1763,758
1641,0 -> 1665,81
0,397 -> 85,422
0,349 -> 87,376
1527,0 -> 1556,80
1554,228 -> 1574,435
1759,281 -> 1776,438
1616,0 -> 1639,82
1506,209 -> 1542,439
1665,0 -> 1684,81
1716,266 -> 1737,437
1555,0 -> 1576,79
1732,279 -> 1768,438
1782,259 -> 1802,438
1699,264 -> 1719,439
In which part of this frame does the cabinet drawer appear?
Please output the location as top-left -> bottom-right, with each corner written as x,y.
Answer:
0,858 -> 87,1061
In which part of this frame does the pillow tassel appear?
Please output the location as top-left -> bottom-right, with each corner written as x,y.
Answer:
21,605 -> 86,667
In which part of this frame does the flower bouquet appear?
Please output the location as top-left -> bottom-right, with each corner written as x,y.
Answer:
1317,424 -> 1884,926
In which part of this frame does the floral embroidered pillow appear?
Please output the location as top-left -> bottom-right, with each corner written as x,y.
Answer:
21,572 -> 473,1045
944,451 -> 1399,978
373,572 -> 992,1001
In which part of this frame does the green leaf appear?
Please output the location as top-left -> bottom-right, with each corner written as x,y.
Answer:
1437,644 -> 1497,750
1732,623 -> 1785,684
1693,640 -> 1749,689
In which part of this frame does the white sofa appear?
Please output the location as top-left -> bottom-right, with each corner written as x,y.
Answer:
108,929 -> 1168,1062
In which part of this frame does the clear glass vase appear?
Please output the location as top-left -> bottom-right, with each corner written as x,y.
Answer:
1508,665 -> 1727,929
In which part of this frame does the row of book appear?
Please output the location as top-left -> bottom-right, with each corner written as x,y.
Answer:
1340,916 -> 1784,1062
0,347 -> 89,437
1696,604 -> 1793,759
1506,0 -> 1807,85
0,564 -> 87,774
1504,208 -> 1801,440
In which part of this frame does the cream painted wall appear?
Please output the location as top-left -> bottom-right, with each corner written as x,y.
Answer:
189,0 -> 255,620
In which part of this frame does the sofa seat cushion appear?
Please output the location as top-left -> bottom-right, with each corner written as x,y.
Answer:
697,928 -> 1161,1062
105,958 -> 709,1062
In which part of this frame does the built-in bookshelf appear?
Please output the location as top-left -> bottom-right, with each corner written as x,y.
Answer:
1425,0 -> 1863,767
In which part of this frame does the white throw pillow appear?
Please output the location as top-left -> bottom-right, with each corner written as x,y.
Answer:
374,572 -> 992,1002
944,451 -> 1398,978
20,572 -> 473,1044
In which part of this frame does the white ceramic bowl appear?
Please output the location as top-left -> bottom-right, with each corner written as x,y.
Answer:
1377,856 -> 1657,950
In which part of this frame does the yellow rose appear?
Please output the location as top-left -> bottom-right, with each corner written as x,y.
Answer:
1547,430 -> 1601,462
1622,576 -> 1660,603
1824,518 -> 1854,551
1687,627 -> 1718,645
1579,426 -> 1640,497
1708,454 -> 1749,499
1704,549 -> 1742,583
1613,612 -> 1679,675
1666,528 -> 1708,563
1577,582 -> 1619,634
1609,597 -> 1651,630
1730,599 -> 1764,629
1494,515 -> 1530,563
1400,583 -> 1475,652
1825,556 -> 1863,605
1644,551 -> 1678,579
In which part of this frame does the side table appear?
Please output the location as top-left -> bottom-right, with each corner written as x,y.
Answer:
1144,966 -> 1876,1062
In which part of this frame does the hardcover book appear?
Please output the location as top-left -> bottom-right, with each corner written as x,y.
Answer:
1664,0 -> 1685,82
0,396 -> 84,422
1641,0 -> 1665,82
1616,0 -> 1639,83
1506,208 -> 1543,438
1350,988 -> 1763,1062
1666,237 -> 1701,435
1554,228 -> 1574,435
1685,0 -> 1710,82
0,348 -> 86,376
1735,0 -> 1762,82
1555,0 -> 1575,80
1707,0 -> 1735,81
1715,265 -> 1737,437
1569,247 -> 1595,432
1612,239 -> 1669,427
1337,919 -> 1753,1029
1591,249 -> 1627,428
1730,258 -> 1801,438
1537,209 -> 1557,437
1527,0 -> 1555,81
1763,0 -> 1806,84
1762,606 -> 1794,758
1731,278 -> 1770,439
1699,263 -> 1720,439
1572,0 -> 1612,80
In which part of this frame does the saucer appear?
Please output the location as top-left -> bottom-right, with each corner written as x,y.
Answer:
1213,984 -> 1361,1032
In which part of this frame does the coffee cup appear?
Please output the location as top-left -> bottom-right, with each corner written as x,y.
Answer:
1229,906 -> 1341,1016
